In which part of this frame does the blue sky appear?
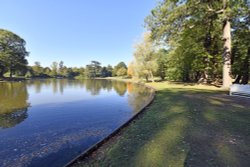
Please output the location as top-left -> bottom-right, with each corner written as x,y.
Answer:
0,0 -> 156,67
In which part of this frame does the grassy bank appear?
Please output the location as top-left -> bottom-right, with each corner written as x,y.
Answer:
73,81 -> 250,167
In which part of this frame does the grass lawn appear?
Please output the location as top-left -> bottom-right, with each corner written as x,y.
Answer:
74,82 -> 250,167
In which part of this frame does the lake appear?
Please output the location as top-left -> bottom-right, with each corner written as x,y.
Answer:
0,79 -> 153,167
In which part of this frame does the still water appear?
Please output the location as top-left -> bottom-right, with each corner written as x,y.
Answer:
0,79 -> 153,167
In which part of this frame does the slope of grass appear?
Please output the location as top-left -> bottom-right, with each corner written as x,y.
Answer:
74,82 -> 250,167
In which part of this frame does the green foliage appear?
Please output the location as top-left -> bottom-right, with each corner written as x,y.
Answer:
101,67 -> 109,77
25,60 -> 85,79
43,67 -> 51,76
85,61 -> 102,78
0,29 -> 28,78
145,0 -> 249,84
106,65 -> 113,76
31,61 -> 43,77
156,49 -> 168,80
50,61 -> 58,77
132,32 -> 158,82
25,71 -> 32,78
231,3 -> 250,84
116,67 -> 127,77
113,62 -> 127,76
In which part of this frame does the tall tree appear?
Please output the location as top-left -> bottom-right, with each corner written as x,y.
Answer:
106,65 -> 113,77
156,49 -> 168,80
127,62 -> 135,78
113,62 -> 127,76
43,67 -> 52,76
101,67 -> 109,77
207,0 -> 233,87
116,67 -> 127,77
145,0 -> 249,87
133,32 -> 158,82
58,61 -> 64,76
231,2 -> 250,84
85,61 -> 101,78
31,61 -> 43,77
50,61 -> 58,77
0,29 -> 28,78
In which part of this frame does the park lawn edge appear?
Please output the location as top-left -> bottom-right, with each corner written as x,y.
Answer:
71,78 -> 250,167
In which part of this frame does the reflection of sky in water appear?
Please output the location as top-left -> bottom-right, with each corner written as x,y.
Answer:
0,79 -> 152,167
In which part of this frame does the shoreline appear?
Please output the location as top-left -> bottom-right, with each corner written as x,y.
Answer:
0,77 -> 27,82
64,78 -> 155,166
69,81 -> 249,167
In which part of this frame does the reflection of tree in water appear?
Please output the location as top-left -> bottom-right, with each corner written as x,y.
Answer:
0,82 -> 29,128
112,80 -> 127,96
27,79 -> 69,94
34,80 -> 42,93
0,109 -> 28,129
52,79 -> 59,94
59,79 -> 66,94
127,83 -> 153,113
84,79 -> 113,95
100,79 -> 113,92
26,79 -> 116,96
84,79 -> 104,95
27,79 -> 56,93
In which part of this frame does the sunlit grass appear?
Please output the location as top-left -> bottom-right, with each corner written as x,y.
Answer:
75,81 -> 250,167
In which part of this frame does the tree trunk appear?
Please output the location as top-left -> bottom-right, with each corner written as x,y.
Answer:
0,71 -> 4,78
0,66 -> 4,78
149,70 -> 155,82
183,68 -> 190,82
160,74 -> 165,80
222,18 -> 232,88
145,75 -> 149,82
10,68 -> 13,78
0,63 -> 6,78
194,71 -> 200,82
203,69 -> 209,83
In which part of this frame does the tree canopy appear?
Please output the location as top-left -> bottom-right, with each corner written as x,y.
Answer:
113,62 -> 128,77
0,29 -> 29,78
132,32 -> 158,82
144,0 -> 250,87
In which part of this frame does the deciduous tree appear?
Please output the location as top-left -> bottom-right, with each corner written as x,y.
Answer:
133,32 -> 158,82
0,29 -> 28,78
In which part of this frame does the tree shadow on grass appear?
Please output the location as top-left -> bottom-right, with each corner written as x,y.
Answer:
77,88 -> 250,167
182,92 -> 250,167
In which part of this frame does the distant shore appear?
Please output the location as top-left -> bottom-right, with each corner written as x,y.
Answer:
0,76 -> 73,82
0,77 -> 27,82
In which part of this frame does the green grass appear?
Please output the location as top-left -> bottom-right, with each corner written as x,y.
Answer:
74,82 -> 250,167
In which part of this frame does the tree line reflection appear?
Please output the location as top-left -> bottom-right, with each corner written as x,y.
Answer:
26,79 -> 130,96
127,82 -> 153,113
0,79 -> 153,128
0,82 -> 29,128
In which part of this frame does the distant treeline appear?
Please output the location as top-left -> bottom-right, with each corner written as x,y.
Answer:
0,29 -> 128,79
26,60 -> 128,79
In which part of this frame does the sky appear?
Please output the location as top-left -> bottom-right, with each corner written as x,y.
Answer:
0,0 -> 157,67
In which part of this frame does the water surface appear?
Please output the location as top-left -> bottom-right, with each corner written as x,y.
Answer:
0,79 -> 153,167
